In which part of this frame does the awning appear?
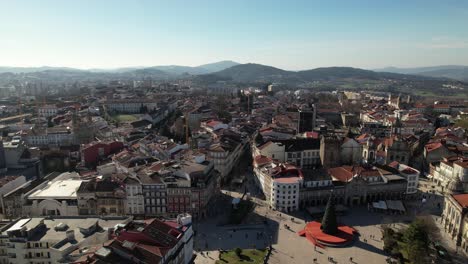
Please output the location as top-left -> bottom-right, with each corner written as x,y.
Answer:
372,200 -> 388,210
386,200 -> 405,212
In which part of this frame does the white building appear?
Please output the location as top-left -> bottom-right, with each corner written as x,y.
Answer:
253,138 -> 321,169
208,131 -> 247,180
388,161 -> 420,194
253,155 -> 303,212
23,172 -> 85,216
442,193 -> 468,255
430,157 -> 468,194
26,127 -> 75,147
104,99 -> 159,113
123,176 -> 145,215
0,216 -> 130,264
37,104 -> 58,118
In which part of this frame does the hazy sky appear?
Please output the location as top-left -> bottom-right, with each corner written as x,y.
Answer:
1,0 -> 468,70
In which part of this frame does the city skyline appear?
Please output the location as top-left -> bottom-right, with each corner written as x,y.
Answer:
1,0 -> 468,70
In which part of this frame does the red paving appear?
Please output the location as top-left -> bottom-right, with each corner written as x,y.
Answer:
298,221 -> 357,247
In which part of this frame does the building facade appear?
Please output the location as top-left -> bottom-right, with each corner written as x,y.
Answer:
442,193 -> 468,255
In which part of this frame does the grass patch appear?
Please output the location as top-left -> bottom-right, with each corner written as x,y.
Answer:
216,249 -> 267,264
112,114 -> 138,122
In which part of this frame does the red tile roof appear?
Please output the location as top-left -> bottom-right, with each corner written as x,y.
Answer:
253,155 -> 272,166
206,120 -> 221,127
425,142 -> 443,152
452,193 -> 468,208
304,131 -> 319,139
434,104 -> 450,109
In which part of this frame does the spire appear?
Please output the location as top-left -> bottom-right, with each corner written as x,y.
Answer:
321,192 -> 338,235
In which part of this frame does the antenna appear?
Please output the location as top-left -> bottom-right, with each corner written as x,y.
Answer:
185,112 -> 190,147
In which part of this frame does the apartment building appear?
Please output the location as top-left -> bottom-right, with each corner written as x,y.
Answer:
429,157 -> 468,194
442,193 -> 468,255
253,138 -> 321,169
0,216 -> 130,264
77,215 -> 194,264
253,155 -> 303,212
37,104 -> 58,118
77,178 -> 126,216
208,129 -> 247,181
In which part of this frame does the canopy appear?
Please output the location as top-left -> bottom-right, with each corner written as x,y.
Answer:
372,200 -> 388,210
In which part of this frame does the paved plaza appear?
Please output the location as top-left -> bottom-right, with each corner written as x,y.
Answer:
194,176 -> 468,264
194,192 -> 400,264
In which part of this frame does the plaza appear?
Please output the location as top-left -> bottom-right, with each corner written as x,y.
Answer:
193,174 -> 468,264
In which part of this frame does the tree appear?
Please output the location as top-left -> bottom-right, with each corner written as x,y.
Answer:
403,219 -> 428,247
234,247 -> 242,257
321,193 -> 338,235
403,219 -> 430,264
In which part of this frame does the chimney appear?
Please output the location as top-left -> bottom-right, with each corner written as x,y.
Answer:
66,230 -> 75,241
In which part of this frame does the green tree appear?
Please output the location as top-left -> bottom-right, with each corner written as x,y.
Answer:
403,219 -> 430,264
321,193 -> 338,235
403,219 -> 428,247
235,248 -> 242,258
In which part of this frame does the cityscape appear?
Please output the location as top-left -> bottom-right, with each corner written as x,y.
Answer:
1,1 -> 468,264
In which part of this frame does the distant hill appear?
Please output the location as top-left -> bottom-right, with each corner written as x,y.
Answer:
0,66 -> 84,73
208,63 -> 290,82
375,65 -> 468,81
200,64 -> 440,83
298,67 -> 382,81
1,62 -> 465,88
143,65 -> 208,75
0,60 -> 240,76
197,60 -> 240,73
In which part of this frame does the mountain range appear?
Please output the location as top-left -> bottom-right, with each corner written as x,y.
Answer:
375,65 -> 468,82
1,61 -> 467,86
197,63 -> 450,84
0,60 -> 240,75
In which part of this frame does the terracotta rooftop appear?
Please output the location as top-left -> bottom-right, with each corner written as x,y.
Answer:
452,193 -> 468,208
425,142 -> 443,152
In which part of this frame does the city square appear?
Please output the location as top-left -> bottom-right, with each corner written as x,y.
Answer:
194,174 -> 468,264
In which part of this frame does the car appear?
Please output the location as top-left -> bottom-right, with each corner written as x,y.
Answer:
433,243 -> 451,260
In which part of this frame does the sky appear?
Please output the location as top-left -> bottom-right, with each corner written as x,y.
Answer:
1,0 -> 468,70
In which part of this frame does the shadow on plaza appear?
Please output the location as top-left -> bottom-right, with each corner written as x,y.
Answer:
351,238 -> 386,256
288,205 -> 441,228
196,209 -> 280,251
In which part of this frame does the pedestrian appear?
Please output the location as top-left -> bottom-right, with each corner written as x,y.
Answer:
350,257 -> 353,262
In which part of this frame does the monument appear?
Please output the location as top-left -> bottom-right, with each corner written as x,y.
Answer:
298,192 -> 357,247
